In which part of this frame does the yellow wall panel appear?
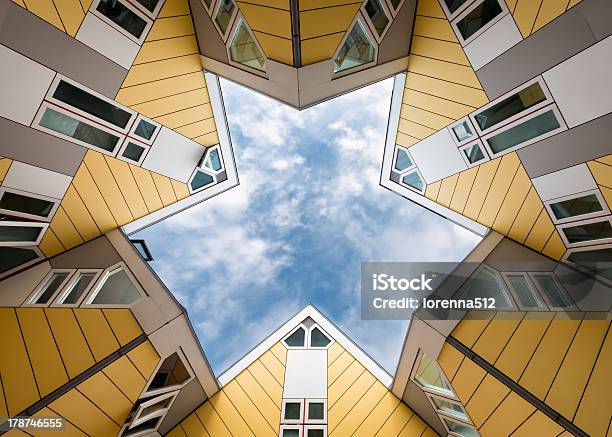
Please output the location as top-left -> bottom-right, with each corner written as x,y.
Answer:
514,0 -> 544,37
102,355 -> 147,403
300,0 -> 360,9
156,104 -> 213,129
588,160 -> 612,188
411,36 -> 470,66
127,341 -> 160,380
398,414 -> 427,436
328,360 -> 365,408
9,0 -> 26,7
196,402 -> 232,437
50,206 -> 84,250
477,153 -> 520,227
451,314 -> 493,347
121,54 -> 203,88
331,380 -> 386,436
151,173 -> 178,206
451,356 -> 487,402
511,410 -> 563,437
269,341 -> 288,365
462,158 -> 501,220
437,173 -> 459,207
437,342 -> 464,381
135,35 -> 199,65
147,15 -> 195,41
259,349 -> 285,386
130,165 -> 164,212
177,118 -> 217,139
222,380 -> 276,436
301,32 -> 344,65
413,16 -> 457,42
541,230 -> 566,261
181,413 -> 210,437
328,370 -> 376,432
39,228 -> 65,257
74,308 -> 120,362
425,180 -> 441,201
27,406 -> 88,436
248,360 -> 283,407
22,0 -> 64,31
238,3 -> 291,38
102,309 -> 142,346
524,210 -> 554,252
472,314 -> 523,363
60,185 -> 101,242
532,0 -> 570,33
104,157 -> 150,218
0,373 -> 7,418
353,390 -> 400,437
235,370 -> 280,431
16,308 -> 68,397
50,389 -> 121,436
171,179 -> 191,200
299,3 -> 361,39
45,308 -> 95,379
72,164 -> 118,233
132,88 -> 210,119
80,0 -> 92,11
396,132 -> 421,148
209,390 -> 254,437
545,319 -> 609,419
328,351 -> 354,386
596,154 -> 612,166
491,165 -> 532,235
600,185 -> 612,210
408,55 -> 483,89
53,0 -> 85,36
404,72 -> 488,108
328,341 -> 344,364
417,0 -> 445,18
398,118 -> 436,140
401,104 -> 454,131
253,32 -> 293,65
402,88 -> 474,121
374,401 -> 415,436
465,374 -> 510,427
194,131 -> 219,147
77,371 -> 133,425
0,158 -> 12,182
244,0 -> 289,9
449,166 -> 479,213
116,72 -> 206,107
159,0 -> 191,17
0,308 -> 40,415
478,392 -> 535,436
507,187 -> 543,244
567,0 -> 582,7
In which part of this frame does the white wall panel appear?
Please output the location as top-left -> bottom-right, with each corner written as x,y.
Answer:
532,163 -> 597,201
283,349 -> 327,399
142,127 -> 204,182
0,45 -> 55,126
76,14 -> 140,69
543,35 -> 612,128
3,161 -> 72,199
409,129 -> 468,183
465,14 -> 522,70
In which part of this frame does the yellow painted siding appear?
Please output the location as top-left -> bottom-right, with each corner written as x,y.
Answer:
18,0 -> 87,36
0,157 -> 13,182
512,0 -> 579,37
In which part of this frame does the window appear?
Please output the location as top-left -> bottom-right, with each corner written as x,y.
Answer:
95,0 -> 149,41
566,246 -> 612,281
215,0 -> 235,36
401,171 -> 425,193
413,354 -> 454,397
122,142 -> 147,162
134,118 -> 158,141
307,401 -> 325,421
122,390 -> 178,436
442,0 -> 472,15
282,400 -> 303,423
38,106 -> 121,153
547,192 -> 607,224
133,0 -> 162,16
454,0 -> 503,43
0,189 -> 57,221
430,396 -> 469,421
460,142 -> 487,166
560,218 -> 612,246
452,121 -> 474,143
28,271 -> 72,305
284,326 -> 306,347
229,19 -> 265,72
56,271 -> 100,305
309,327 -> 331,348
204,147 -> 223,172
364,0 -> 389,37
0,247 -> 41,277
334,20 -> 375,73
394,147 -> 413,171
304,427 -> 326,437
189,170 -> 215,192
529,273 -> 574,309
280,427 -> 301,437
458,266 -> 515,309
0,221 -> 47,246
502,273 -> 544,310
131,239 -> 154,261
473,82 -> 547,132
52,79 -> 132,129
86,265 -> 143,305
442,416 -> 479,437
146,352 -> 192,395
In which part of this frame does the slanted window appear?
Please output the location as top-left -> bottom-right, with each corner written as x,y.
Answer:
146,352 -> 192,395
548,193 -> 606,223
29,271 -> 72,305
0,247 -> 40,276
96,0 -> 148,40
205,147 -> 223,172
530,273 -> 574,309
459,266 -> 515,309
134,0 -> 161,14
310,327 -> 331,348
122,390 -> 178,436
121,142 -> 147,163
0,221 -> 46,245
308,402 -> 325,420
189,170 -> 215,192
56,271 -> 99,305
442,416 -> 479,437
561,219 -> 612,246
452,120 -> 474,143
503,273 -> 544,310
229,19 -> 265,72
215,0 -> 235,35
460,143 -> 486,165
86,265 -> 143,305
443,0 -> 472,14
455,0 -> 503,42
284,326 -> 306,347
334,20 -> 375,73
401,171 -> 424,193
304,427 -> 325,437
280,428 -> 301,437
134,118 -> 158,141
282,400 -> 303,423
364,0 -> 389,37
431,396 -> 469,421
394,147 -> 413,171
413,354 -> 454,397
0,190 -> 56,220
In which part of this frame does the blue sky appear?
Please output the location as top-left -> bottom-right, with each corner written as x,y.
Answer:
135,77 -> 481,376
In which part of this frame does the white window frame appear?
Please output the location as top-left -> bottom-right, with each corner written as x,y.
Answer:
304,399 -> 327,424
361,0 -> 393,43
393,145 -> 415,173
426,391 -> 471,423
90,0 -> 154,45
480,103 -> 567,158
0,187 -> 61,223
500,272 -> 547,311
201,145 -> 225,174
438,0 -> 479,21
383,0 -> 407,17
281,399 -> 305,424
456,264 -> 518,310
129,114 -> 161,145
449,117 -> 478,147
283,324 -> 308,349
469,77 -> 555,137
201,0 -> 216,15
562,243 -> 612,287
303,425 -> 328,437
459,139 -> 489,168
33,102 -> 124,157
117,137 -> 151,166
332,14 -> 379,79
0,246 -> 44,280
399,167 -> 426,194
52,269 -> 103,307
46,75 -> 137,135
83,262 -> 146,307
450,0 -> 508,46
440,413 -> 480,437
544,189 -> 610,225
128,390 -> 179,430
279,425 -> 303,437
307,324 -> 334,350
24,269 -> 76,307
410,350 -> 457,399
143,349 -> 195,397
226,16 -> 268,78
187,167 -> 218,194
129,0 -> 165,20
527,272 -> 577,311
557,216 -> 612,248
212,0 -> 239,42
0,221 -> 48,247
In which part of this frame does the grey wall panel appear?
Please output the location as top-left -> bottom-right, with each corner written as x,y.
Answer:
377,0 -> 416,65
403,381 -> 446,436
0,0 -> 127,99
190,0 -> 229,64
0,116 -> 86,176
517,112 -> 612,178
579,0 -> 612,41
475,6 -> 595,100
49,236 -> 122,269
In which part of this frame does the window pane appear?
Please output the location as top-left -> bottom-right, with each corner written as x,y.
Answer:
0,247 -> 38,275
206,149 -> 222,171
40,108 -> 120,152
307,430 -> 324,437
414,354 -> 454,396
532,274 -> 573,308
334,21 -> 375,72
456,0 -> 503,41
53,80 -> 132,129
308,402 -> 324,420
0,192 -> 54,218
506,275 -> 542,308
34,273 -> 70,304
364,0 -> 389,36
310,327 -> 331,347
190,171 -> 215,191
134,119 -> 157,140
60,273 -> 97,304
562,220 -> 612,244
460,267 -> 514,309
443,418 -> 479,437
230,21 -> 265,71
285,327 -> 305,347
0,225 -> 42,243
134,0 -> 160,12
550,194 -> 603,220
389,0 -> 401,8
284,402 -> 301,420
452,121 -> 473,142
122,142 -> 145,162
444,0 -> 471,13
96,0 -> 148,39
487,110 -> 560,154
215,0 -> 235,34
402,171 -> 424,192
462,144 -> 485,164
148,353 -> 190,391
475,82 -> 546,131
568,248 -> 612,281
394,148 -> 413,171
91,267 -> 141,304
431,397 -> 468,420
282,430 -> 299,437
